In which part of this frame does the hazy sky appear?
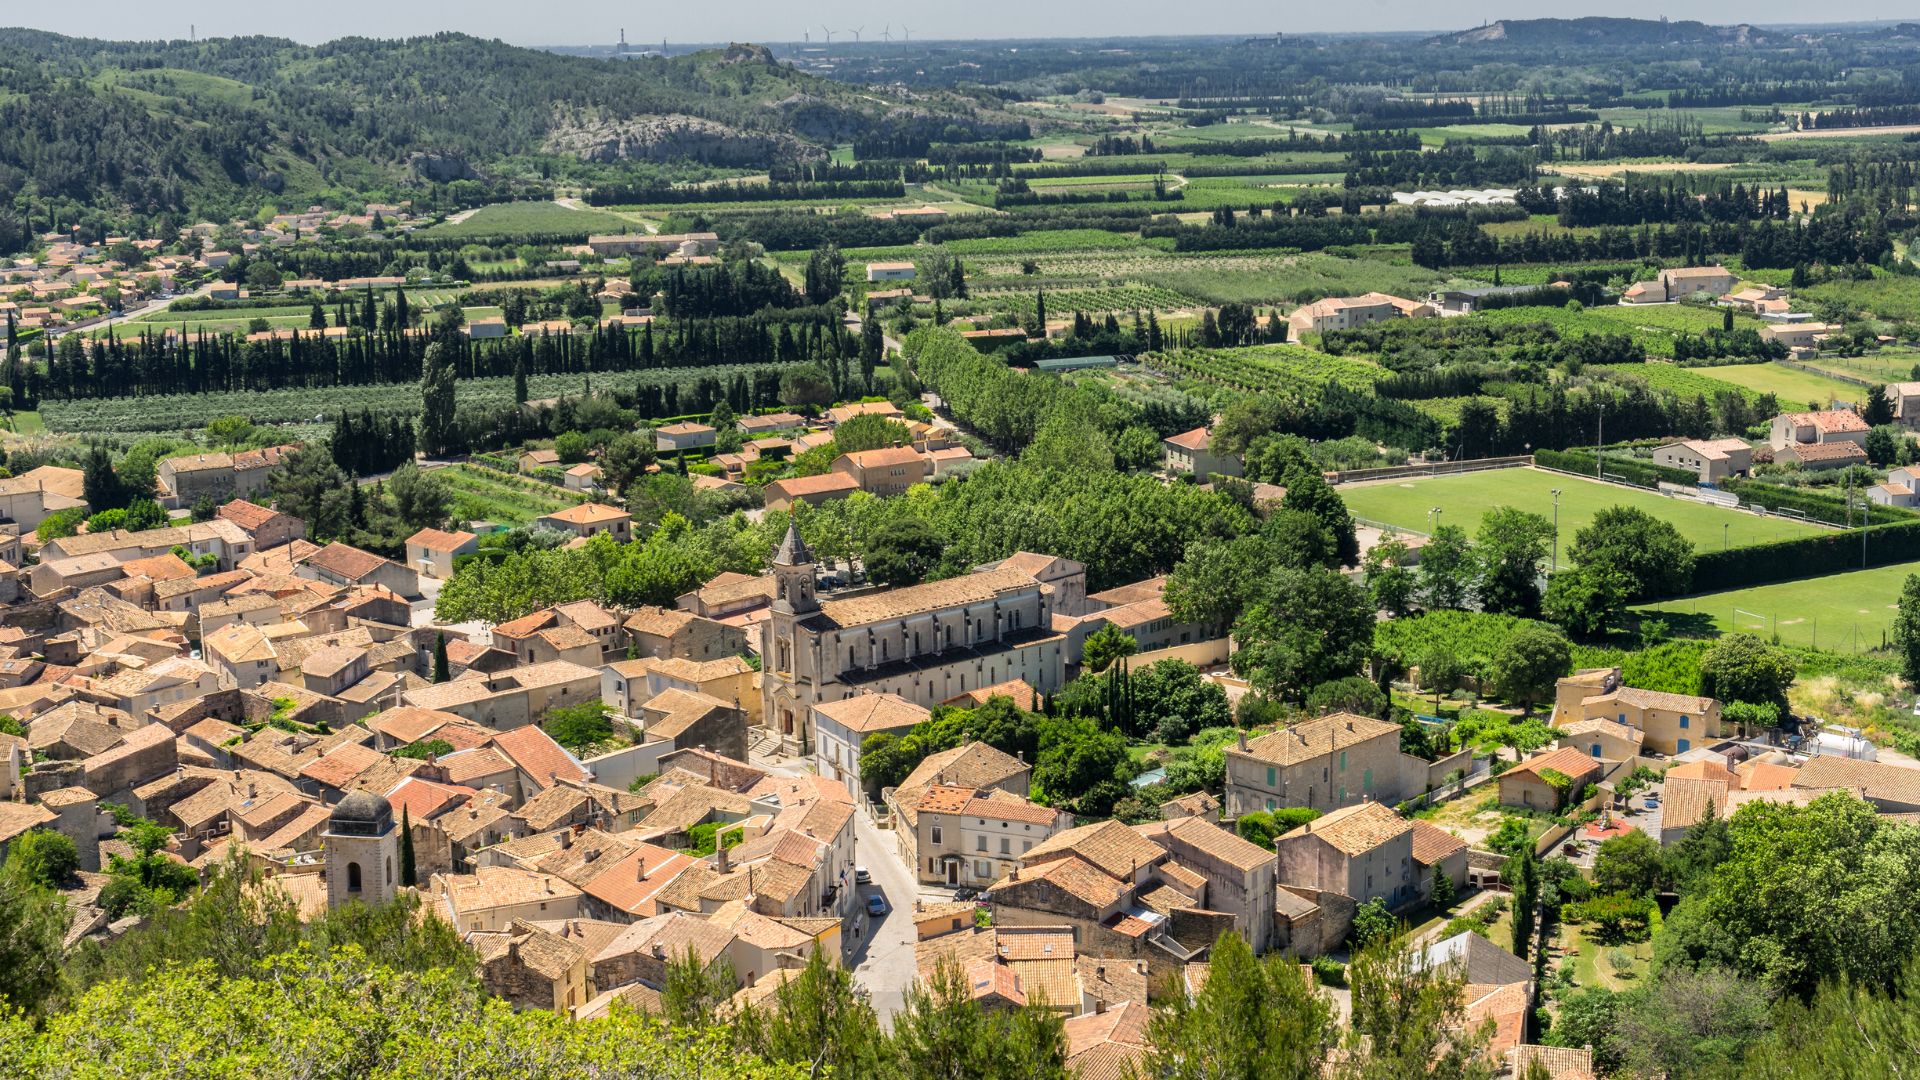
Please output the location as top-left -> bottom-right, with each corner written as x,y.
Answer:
4,3 -> 1912,46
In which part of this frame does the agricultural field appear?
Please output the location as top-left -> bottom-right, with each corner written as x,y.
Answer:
970,283 -> 1202,318
1149,344 -> 1383,396
35,365 -> 789,434
1469,303 -> 1761,358
416,201 -> 636,240
1690,361 -> 1866,408
1801,275 -> 1920,324
1591,362 -> 1765,403
1803,351 -> 1920,384
439,463 -> 586,525
1639,558 -> 1920,653
1338,466 -> 1829,550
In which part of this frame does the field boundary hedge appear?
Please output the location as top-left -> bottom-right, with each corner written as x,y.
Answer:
1684,520 -> 1920,594
1533,448 -> 1698,489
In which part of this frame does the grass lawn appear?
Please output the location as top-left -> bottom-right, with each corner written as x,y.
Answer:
1692,361 -> 1867,409
1639,558 -> 1920,652
1561,922 -> 1654,992
5,411 -> 43,434
1338,466 -> 1828,550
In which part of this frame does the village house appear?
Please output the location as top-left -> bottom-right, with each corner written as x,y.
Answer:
1621,265 -> 1739,304
1497,746 -> 1605,811
218,499 -> 306,550
1285,293 -> 1433,337
812,692 -> 932,800
761,472 -> 861,513
406,528 -> 480,580
902,784 -> 1073,888
831,446 -> 929,497
1871,466 -> 1920,509
1768,409 -> 1870,469
1652,438 -> 1753,483
654,422 -> 717,453
1272,800 -> 1419,910
1224,713 -> 1450,817
535,504 -> 633,543
1162,426 -> 1242,479
1551,668 -> 1722,756
299,541 -> 421,598
865,261 -> 917,282
1760,322 -> 1837,352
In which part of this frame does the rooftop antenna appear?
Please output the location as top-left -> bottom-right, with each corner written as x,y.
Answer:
849,25 -> 864,42
820,26 -> 836,43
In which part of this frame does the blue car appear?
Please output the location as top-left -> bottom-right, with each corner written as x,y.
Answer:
866,894 -> 889,917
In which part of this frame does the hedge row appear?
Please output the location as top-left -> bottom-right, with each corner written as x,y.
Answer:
1533,448 -> 1698,489
1724,477 -> 1914,527
1685,519 -> 1920,594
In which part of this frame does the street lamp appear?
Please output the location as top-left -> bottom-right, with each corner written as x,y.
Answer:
1550,489 -> 1562,572
1429,506 -> 1443,533
1724,522 -> 1730,551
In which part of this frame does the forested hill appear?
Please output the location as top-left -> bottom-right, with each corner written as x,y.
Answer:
0,31 -> 1020,230
1427,18 -> 1779,47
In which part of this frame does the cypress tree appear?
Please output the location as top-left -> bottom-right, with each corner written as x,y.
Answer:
399,806 -> 416,887
432,632 -> 450,683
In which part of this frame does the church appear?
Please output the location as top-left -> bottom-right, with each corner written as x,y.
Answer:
758,524 -> 1068,754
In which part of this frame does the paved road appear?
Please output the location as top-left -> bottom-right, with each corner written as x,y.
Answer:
849,807 -> 920,1025
50,282 -> 214,339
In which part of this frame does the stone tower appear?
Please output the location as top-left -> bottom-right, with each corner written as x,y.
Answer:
763,521 -> 821,750
770,521 -> 818,616
324,790 -> 398,908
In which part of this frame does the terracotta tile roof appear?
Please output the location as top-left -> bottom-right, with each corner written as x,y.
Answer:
1662,776 -> 1731,831
1020,819 -> 1163,879
368,706 -> 471,745
943,678 -> 1039,712
764,473 -> 860,499
297,741 -> 385,789
1739,761 -> 1799,791
440,746 -> 517,785
1410,819 -> 1469,866
994,925 -> 1076,962
491,611 -> 556,639
1556,717 -> 1643,745
1783,409 -> 1869,434
580,844 -> 698,916
554,600 -> 618,632
1165,426 -> 1211,451
1789,440 -> 1868,463
440,866 -> 583,916
1512,1044 -> 1596,1080
1282,801 -> 1411,857
1463,982 -> 1530,1061
305,542 -> 390,582
407,528 -> 476,553
120,554 -> 196,583
817,567 -> 1040,628
1155,815 -> 1275,871
1002,855 -> 1129,911
1064,999 -> 1153,1058
838,446 -> 922,470
541,503 -> 629,526
1236,712 -> 1401,767
898,741 -> 1027,798
1583,686 -> 1718,714
217,500 -> 281,532
537,625 -> 599,652
490,725 -> 589,789
623,605 -> 697,637
1504,746 -> 1604,785
1793,756 -> 1920,806
814,692 -> 932,734
1667,758 -> 1738,784
385,776 -> 479,821
0,801 -> 57,842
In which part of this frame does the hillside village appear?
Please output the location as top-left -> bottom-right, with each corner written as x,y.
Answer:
12,16 -> 1920,1080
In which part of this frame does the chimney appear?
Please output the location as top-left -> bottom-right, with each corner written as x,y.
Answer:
508,940 -> 520,962
1345,719 -> 1353,732
1236,731 -> 1247,752
543,879 -> 553,895
1094,998 -> 1107,1015
651,943 -> 666,959
638,857 -> 649,882
426,752 -> 437,767
585,848 -> 600,863
717,842 -> 731,873
560,830 -> 573,850
246,781 -> 256,798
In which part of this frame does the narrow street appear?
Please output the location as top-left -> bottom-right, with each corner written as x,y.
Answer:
849,807 -> 919,1025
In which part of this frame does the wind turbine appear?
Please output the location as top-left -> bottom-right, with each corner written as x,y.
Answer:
849,26 -> 864,42
820,26 -> 836,43
881,24 -> 892,42
900,25 -> 911,41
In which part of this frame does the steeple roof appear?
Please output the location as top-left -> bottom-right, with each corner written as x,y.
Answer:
774,521 -> 813,567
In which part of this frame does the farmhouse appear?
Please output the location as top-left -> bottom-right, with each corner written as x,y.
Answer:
865,261 -> 918,282
1551,668 -> 1722,756
1498,746 -> 1604,811
1769,409 -> 1870,469
1162,426 -> 1242,479
1285,293 -> 1432,337
1223,713 -> 1436,817
1621,265 -> 1738,304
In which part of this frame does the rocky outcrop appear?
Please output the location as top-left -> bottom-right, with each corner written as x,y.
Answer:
409,151 -> 483,183
544,114 -> 825,167
721,42 -> 776,65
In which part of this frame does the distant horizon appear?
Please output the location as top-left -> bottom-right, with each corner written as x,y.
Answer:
3,8 -> 1917,50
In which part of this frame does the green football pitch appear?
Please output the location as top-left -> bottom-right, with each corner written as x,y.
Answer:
1639,558 -> 1920,653
1338,466 -> 1830,552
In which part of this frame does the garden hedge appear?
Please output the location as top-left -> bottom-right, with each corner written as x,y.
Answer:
1533,448 -> 1697,490
1684,519 -> 1920,594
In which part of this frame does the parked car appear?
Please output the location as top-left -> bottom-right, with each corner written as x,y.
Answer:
855,866 -> 871,885
866,894 -> 889,917
953,886 -> 981,902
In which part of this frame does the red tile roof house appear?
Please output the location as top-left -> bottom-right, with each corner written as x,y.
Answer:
1497,747 -> 1604,813
217,499 -> 306,550
405,528 -> 479,580
535,503 -> 632,543
296,541 -> 422,599
1163,426 -> 1243,479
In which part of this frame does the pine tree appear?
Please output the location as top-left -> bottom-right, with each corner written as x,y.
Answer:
398,806 -> 416,887
432,632 -> 450,683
